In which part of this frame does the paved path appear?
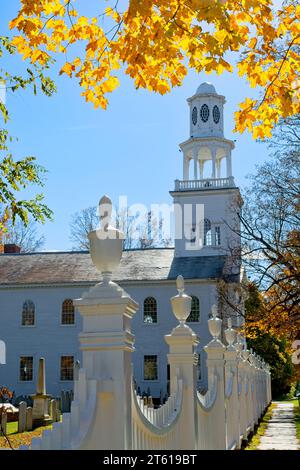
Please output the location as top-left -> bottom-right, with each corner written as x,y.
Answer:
257,402 -> 299,450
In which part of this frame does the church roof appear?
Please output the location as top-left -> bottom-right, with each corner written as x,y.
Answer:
0,249 -> 234,286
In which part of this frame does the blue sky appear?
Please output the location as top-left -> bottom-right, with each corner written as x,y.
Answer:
2,0 -> 271,250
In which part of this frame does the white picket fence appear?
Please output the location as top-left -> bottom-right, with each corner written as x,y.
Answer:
7,203 -> 271,450
13,275 -> 271,451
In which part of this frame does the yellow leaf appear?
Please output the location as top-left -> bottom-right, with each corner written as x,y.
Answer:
60,62 -> 74,77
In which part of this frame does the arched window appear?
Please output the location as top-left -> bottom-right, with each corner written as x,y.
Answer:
143,297 -> 157,324
61,299 -> 75,325
204,218 -> 212,246
22,300 -> 35,326
187,296 -> 200,322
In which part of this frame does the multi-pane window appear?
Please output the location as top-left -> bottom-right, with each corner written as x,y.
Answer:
187,296 -> 200,322
144,355 -> 158,381
61,299 -> 75,325
143,297 -> 157,324
204,219 -> 212,246
22,300 -> 35,326
215,226 -> 221,246
20,356 -> 33,381
60,356 -> 74,381
200,104 -> 210,122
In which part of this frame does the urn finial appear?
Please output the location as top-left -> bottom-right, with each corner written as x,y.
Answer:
170,275 -> 192,326
208,304 -> 222,341
176,274 -> 185,294
99,195 -> 112,231
88,195 -> 124,281
225,317 -> 236,350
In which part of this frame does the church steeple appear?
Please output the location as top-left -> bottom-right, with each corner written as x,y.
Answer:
179,82 -> 235,184
171,83 -> 242,258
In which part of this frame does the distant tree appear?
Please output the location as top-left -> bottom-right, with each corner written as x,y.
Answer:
69,206 -> 172,251
69,206 -> 97,251
248,333 -> 295,398
236,120 -> 300,337
244,282 -> 295,398
2,217 -> 45,252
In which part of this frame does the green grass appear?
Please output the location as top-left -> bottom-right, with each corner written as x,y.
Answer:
6,421 -> 19,435
290,399 -> 300,442
244,403 -> 275,450
0,420 -> 55,449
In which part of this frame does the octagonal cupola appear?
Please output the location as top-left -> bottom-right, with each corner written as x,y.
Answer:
178,82 -> 235,182
188,82 -> 225,139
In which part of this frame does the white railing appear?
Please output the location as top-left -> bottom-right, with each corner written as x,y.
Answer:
27,368 -> 98,450
174,177 -> 235,191
10,274 -> 271,451
131,377 -> 183,450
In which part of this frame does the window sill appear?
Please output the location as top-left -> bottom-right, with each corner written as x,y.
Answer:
60,324 -> 76,327
19,325 -> 36,328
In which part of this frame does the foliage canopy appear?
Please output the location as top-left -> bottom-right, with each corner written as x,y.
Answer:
9,0 -> 300,138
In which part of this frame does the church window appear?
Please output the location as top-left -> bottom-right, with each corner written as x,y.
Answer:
200,104 -> 209,122
20,356 -> 33,381
187,296 -> 200,322
60,356 -> 74,381
192,106 -> 198,125
144,355 -> 158,380
61,299 -> 75,325
204,219 -> 212,246
22,300 -> 35,326
213,105 -> 220,124
215,226 -> 221,245
143,297 -> 157,323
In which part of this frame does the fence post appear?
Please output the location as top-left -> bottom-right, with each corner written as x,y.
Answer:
73,195 -> 139,450
165,276 -> 199,450
203,306 -> 226,449
224,320 -> 240,450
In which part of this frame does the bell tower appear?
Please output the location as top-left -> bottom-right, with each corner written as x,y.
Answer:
170,82 -> 242,258
183,82 -> 234,181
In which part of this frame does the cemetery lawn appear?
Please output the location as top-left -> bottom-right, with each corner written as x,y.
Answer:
0,421 -> 55,449
244,403 -> 275,450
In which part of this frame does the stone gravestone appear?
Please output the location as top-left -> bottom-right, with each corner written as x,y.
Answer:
18,401 -> 27,433
61,391 -> 73,413
0,411 -> 7,436
50,399 -> 59,422
148,396 -> 153,408
61,391 -> 66,413
26,406 -> 33,431
57,397 -> 62,414
31,357 -> 52,428
56,400 -> 61,422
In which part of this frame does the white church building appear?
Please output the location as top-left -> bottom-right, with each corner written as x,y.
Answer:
0,83 -> 244,400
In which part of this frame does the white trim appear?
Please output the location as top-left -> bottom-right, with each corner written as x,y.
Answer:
0,278 -> 220,290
